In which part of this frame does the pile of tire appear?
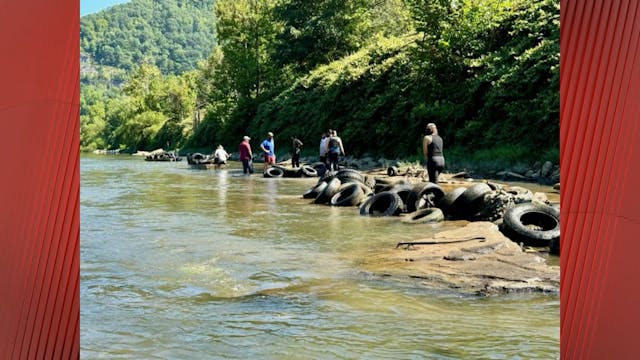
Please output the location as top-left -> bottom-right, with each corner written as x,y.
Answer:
301,169 -> 375,207
435,182 -> 560,253
361,178 -> 445,220
263,164 -> 319,178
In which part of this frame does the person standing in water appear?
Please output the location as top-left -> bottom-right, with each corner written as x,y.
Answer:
213,145 -> 230,169
260,131 -> 276,172
238,136 -> 253,175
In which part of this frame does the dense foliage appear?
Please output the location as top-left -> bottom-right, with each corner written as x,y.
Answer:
80,0 -> 559,167
80,0 -> 216,74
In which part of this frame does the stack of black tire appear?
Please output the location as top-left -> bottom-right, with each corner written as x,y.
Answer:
263,164 -> 319,178
435,183 -> 560,254
302,171 -> 561,254
361,179 -> 447,223
302,169 -> 375,207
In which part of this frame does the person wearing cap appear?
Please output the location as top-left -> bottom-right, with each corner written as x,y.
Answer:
213,144 -> 230,169
238,136 -> 253,175
422,123 -> 445,183
260,132 -> 276,171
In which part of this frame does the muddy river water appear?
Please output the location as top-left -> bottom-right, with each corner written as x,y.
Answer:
80,155 -> 559,358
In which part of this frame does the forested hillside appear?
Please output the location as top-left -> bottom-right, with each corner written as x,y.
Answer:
80,0 -> 216,74
80,0 -> 559,168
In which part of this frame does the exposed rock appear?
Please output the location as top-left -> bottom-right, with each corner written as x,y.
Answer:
497,171 -> 529,181
361,222 -> 559,295
541,161 -> 554,177
532,192 -> 549,204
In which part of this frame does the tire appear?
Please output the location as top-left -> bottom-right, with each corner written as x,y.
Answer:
359,192 -> 403,217
330,183 -> 366,207
300,165 -> 318,177
500,203 -> 560,247
190,152 -> 206,164
363,175 -> 376,189
283,168 -> 301,178
319,170 -> 338,183
405,182 -> 445,213
387,166 -> 399,176
264,167 -> 284,178
303,181 -> 328,199
357,182 -> 374,196
311,162 -> 327,176
402,208 -> 445,224
437,187 -> 467,216
388,184 -> 415,213
314,178 -> 341,204
450,183 -> 492,219
336,169 -> 364,183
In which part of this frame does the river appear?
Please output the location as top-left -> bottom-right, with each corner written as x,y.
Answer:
80,155 -> 559,359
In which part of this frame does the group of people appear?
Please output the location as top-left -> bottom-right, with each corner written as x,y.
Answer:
225,122 -> 445,183
319,129 -> 345,171
236,131 -> 307,175
237,131 -> 279,175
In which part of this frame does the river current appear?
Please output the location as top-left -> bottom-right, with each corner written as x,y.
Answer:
80,155 -> 559,359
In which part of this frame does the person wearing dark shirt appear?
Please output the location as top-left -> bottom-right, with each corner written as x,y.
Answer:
325,129 -> 345,171
290,136 -> 303,168
422,123 -> 445,183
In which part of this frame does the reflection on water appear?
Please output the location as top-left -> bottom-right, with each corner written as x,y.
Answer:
81,155 -> 559,358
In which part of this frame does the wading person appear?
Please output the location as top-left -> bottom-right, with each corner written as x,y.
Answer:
260,131 -> 276,171
290,135 -> 303,168
422,123 -> 445,183
325,129 -> 344,171
319,131 -> 329,166
238,136 -> 253,175
213,145 -> 229,169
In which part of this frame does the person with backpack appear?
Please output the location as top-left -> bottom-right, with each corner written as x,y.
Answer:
325,129 -> 344,171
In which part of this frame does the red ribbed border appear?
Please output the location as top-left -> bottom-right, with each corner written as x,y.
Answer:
0,1 -> 80,358
561,0 -> 640,358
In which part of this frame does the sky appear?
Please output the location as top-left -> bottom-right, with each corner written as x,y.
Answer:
80,0 -> 131,16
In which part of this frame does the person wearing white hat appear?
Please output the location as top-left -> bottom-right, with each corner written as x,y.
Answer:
238,136 -> 253,175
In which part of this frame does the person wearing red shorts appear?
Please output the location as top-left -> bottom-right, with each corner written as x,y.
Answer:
260,131 -> 276,172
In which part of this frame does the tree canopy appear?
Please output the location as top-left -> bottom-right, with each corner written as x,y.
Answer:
80,0 -> 559,167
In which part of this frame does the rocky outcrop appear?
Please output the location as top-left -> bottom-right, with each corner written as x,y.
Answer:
361,222 -> 559,295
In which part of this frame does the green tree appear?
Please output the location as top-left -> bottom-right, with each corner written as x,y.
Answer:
215,0 -> 281,100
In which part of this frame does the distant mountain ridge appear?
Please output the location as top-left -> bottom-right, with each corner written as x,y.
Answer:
80,0 -> 216,74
